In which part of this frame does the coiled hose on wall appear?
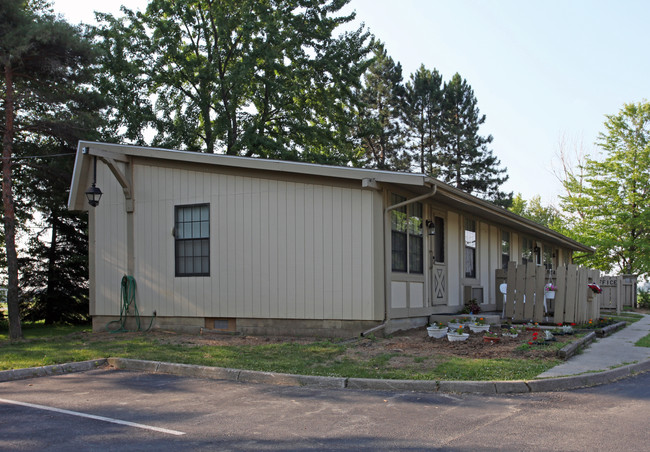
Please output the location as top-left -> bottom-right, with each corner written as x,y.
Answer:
106,275 -> 156,333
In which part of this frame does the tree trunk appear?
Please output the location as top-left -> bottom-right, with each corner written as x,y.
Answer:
2,63 -> 22,340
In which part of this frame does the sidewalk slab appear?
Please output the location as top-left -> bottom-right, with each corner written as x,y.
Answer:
538,313 -> 650,378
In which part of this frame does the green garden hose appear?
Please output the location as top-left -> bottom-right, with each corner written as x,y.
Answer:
106,275 -> 156,333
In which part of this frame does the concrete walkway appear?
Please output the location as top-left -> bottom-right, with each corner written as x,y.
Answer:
537,313 -> 650,378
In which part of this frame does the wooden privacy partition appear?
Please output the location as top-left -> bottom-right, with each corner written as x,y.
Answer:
500,262 -> 600,324
599,275 -> 638,313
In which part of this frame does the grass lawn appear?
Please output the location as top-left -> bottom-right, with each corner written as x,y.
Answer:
607,312 -> 644,324
635,334 -> 650,348
0,321 -> 561,381
0,321 -> 89,341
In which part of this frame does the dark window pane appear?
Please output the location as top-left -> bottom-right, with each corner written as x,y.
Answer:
409,235 -> 423,274
391,230 -> 407,272
465,247 -> 476,278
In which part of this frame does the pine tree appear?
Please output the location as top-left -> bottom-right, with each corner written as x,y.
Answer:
437,73 -> 510,205
1,0 -> 101,337
356,41 -> 409,170
402,65 -> 443,175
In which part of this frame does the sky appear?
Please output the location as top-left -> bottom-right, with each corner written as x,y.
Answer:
51,0 -> 650,205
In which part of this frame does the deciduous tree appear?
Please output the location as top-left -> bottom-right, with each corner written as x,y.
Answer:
560,101 -> 650,277
95,0 -> 370,163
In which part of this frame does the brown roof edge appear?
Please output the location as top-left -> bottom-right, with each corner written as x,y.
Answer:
425,179 -> 593,253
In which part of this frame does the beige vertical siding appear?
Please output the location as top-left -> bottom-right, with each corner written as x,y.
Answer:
447,211 -> 461,307
478,221 -> 491,303
93,162 -> 128,316
90,163 -> 382,321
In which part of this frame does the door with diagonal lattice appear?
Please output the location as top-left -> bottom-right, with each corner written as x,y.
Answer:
427,215 -> 447,306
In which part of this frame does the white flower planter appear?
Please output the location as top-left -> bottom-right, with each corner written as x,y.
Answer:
427,327 -> 448,338
447,332 -> 470,342
448,322 -> 463,330
545,291 -> 556,299
469,324 -> 490,333
502,333 -> 519,338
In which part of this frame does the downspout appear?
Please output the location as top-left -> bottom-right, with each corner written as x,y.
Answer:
361,183 -> 438,337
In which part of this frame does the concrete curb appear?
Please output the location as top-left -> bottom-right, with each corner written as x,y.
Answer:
2,357 -> 648,395
0,359 -> 107,382
103,357 -> 650,395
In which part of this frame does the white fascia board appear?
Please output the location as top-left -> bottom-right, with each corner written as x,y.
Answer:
67,143 -> 90,211
74,140 -> 429,184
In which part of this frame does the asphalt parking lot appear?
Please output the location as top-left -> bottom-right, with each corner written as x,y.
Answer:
1,368 -> 649,451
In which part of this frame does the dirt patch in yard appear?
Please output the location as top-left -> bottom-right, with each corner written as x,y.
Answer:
92,326 -> 572,364
344,328 -> 570,362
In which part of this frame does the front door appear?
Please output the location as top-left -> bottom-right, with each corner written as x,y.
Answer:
427,216 -> 447,306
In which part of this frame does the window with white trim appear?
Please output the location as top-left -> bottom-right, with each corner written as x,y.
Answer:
390,194 -> 423,274
501,231 -> 510,269
175,204 -> 210,277
521,237 -> 534,265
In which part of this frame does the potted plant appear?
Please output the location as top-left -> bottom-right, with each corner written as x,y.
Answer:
525,322 -> 541,332
426,322 -> 448,339
483,331 -> 500,343
447,325 -> 469,342
587,283 -> 602,294
448,318 -> 463,329
469,317 -> 490,333
544,283 -> 557,299
544,330 -> 556,342
460,299 -> 481,318
502,327 -> 519,338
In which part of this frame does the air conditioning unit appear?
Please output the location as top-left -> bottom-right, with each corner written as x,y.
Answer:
463,285 -> 484,304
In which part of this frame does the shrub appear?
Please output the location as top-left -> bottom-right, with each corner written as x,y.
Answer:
637,288 -> 650,309
460,299 -> 481,314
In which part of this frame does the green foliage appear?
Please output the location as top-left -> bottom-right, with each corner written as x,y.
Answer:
1,0 -> 103,338
356,41 -> 410,170
637,288 -> 650,309
437,73 -> 511,206
402,64 -> 443,174
560,101 -> 650,277
509,193 -> 563,229
95,0 -> 371,164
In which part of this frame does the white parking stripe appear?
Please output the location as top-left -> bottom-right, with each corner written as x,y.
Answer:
0,398 -> 185,436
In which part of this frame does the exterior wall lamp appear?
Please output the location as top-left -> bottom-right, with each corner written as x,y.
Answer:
83,148 -> 102,207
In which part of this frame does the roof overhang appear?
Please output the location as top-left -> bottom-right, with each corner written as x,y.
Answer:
68,141 -> 592,253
